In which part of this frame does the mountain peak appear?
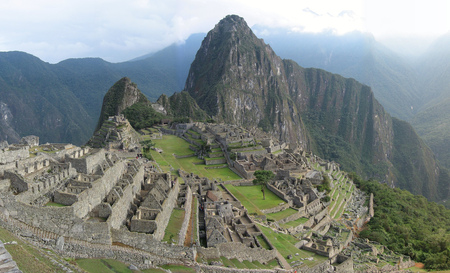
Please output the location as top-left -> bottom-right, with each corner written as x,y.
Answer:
95,77 -> 149,131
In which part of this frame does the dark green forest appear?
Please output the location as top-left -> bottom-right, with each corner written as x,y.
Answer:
351,173 -> 450,270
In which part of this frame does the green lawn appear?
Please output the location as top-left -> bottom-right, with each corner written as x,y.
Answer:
280,217 -> 309,229
224,185 -> 286,215
257,224 -> 328,269
162,208 -> 185,243
0,226 -> 67,273
150,135 -> 241,181
266,208 -> 298,221
256,235 -> 272,250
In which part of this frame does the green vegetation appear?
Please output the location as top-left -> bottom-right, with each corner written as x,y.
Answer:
163,208 -> 185,243
252,170 -> 275,200
44,202 -> 66,207
122,102 -> 164,130
266,208 -> 298,221
280,217 -> 309,229
257,224 -> 328,268
224,185 -> 285,215
150,135 -> 241,181
351,173 -> 450,270
0,226 -> 66,273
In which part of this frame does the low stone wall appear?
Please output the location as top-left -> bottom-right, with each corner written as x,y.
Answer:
111,228 -> 195,261
277,208 -> 307,225
196,242 -> 277,264
205,158 -> 227,165
178,187 -> 193,246
261,203 -> 290,214
237,149 -> 267,157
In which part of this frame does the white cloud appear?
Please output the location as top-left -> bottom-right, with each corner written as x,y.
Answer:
0,0 -> 448,63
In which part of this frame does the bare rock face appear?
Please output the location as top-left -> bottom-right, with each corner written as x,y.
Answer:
185,15 -> 308,149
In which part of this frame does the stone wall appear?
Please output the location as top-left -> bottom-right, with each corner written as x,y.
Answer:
65,149 -> 105,174
1,193 -> 111,244
196,242 -> 277,264
107,164 -> 144,229
178,186 -> 193,246
111,228 -> 195,261
0,146 -> 29,164
153,180 -> 180,241
261,203 -> 290,214
266,184 -> 289,203
71,160 -> 126,218
205,158 -> 227,165
276,208 -> 307,225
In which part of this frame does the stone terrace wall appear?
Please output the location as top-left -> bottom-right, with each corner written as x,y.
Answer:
111,228 -> 195,261
178,186 -> 193,246
196,242 -> 277,263
1,193 -> 111,244
72,160 -> 126,218
107,164 -> 144,229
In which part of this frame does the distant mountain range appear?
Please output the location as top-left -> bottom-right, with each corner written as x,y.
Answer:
0,33 -> 204,145
0,15 -> 449,201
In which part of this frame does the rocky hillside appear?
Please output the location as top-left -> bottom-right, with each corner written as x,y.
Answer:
95,77 -> 149,131
184,15 -> 449,201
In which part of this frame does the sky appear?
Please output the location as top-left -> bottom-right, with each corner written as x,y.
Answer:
0,0 -> 449,63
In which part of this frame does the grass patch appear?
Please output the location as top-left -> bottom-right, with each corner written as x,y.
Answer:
162,208 -> 185,243
257,224 -> 328,269
266,208 -> 298,221
0,226 -> 66,273
256,235 -> 272,250
220,257 -> 235,268
224,185 -> 285,215
230,258 -> 246,269
150,135 -> 241,181
280,217 -> 309,229
242,260 -> 258,269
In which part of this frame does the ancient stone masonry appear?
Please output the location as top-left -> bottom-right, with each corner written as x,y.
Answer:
128,172 -> 180,240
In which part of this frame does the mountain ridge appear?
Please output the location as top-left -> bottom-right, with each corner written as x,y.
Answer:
183,15 -> 449,201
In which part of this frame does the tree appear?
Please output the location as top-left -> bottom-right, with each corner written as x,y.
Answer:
253,170 -> 275,200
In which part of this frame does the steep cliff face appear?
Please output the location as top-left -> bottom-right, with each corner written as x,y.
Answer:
185,15 -> 307,148
184,15 -> 449,201
157,91 -> 208,121
95,77 -> 149,131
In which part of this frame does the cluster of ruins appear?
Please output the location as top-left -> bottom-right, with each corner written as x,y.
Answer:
0,120 -> 385,272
